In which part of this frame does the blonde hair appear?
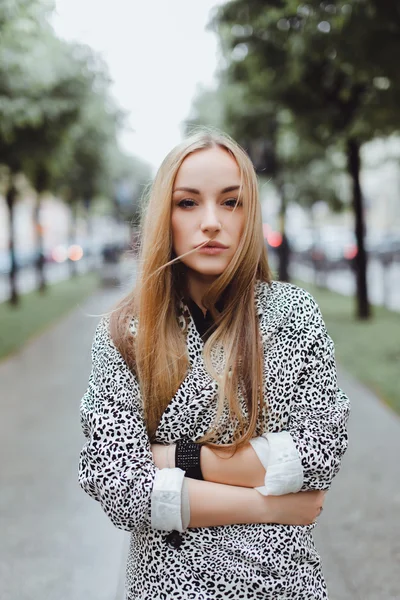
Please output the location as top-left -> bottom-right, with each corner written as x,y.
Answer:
110,128 -> 272,447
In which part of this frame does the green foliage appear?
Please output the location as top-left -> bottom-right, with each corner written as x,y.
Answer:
213,0 -> 400,145
0,0 -> 152,302
187,69 -> 343,212
296,278 -> 400,416
55,87 -> 122,207
0,0 -> 150,208
185,82 -> 231,132
207,0 -> 400,316
0,0 -> 88,177
109,149 -> 153,223
277,121 -> 346,211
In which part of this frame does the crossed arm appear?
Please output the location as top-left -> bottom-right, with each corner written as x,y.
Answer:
151,441 -> 325,528
151,441 -> 266,488
79,315 -> 349,533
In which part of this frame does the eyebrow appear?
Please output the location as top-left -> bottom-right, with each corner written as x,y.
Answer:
173,185 -> 240,194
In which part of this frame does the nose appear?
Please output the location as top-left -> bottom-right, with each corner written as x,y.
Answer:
200,203 -> 221,233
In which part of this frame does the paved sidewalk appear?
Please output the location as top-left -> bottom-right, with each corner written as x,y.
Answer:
0,288 -> 128,600
314,369 -> 400,600
1,286 -> 399,599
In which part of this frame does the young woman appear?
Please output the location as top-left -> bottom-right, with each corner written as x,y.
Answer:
79,130 -> 350,599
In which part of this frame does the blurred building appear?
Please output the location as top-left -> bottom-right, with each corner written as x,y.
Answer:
259,135 -> 400,242
0,193 -> 70,255
361,136 -> 400,234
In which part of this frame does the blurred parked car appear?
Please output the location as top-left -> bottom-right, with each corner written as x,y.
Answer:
291,228 -> 358,271
374,233 -> 400,265
289,230 -> 314,262
0,252 -> 9,275
312,237 -> 358,271
100,243 -> 125,287
0,249 -> 39,274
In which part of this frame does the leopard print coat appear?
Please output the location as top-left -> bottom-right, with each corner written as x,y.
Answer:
79,280 -> 350,599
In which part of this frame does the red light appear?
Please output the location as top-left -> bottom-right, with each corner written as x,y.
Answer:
344,244 -> 358,260
268,232 -> 283,248
68,245 -> 84,261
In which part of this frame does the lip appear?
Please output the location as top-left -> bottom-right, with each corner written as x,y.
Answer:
197,246 -> 227,255
195,241 -> 228,249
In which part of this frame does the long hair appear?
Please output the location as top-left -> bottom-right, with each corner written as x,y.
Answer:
110,128 -> 272,447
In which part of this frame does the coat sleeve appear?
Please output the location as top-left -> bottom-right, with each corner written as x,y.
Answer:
78,317 -> 157,532
287,300 -> 351,491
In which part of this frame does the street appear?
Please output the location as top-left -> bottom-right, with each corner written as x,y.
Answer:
0,288 -> 128,600
4,255 -> 400,313
1,282 -> 399,599
0,259 -> 94,303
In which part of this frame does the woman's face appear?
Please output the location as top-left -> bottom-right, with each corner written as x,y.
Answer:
171,146 -> 244,280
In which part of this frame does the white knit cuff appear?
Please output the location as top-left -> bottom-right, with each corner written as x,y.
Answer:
150,468 -> 186,532
249,435 -> 270,471
255,431 -> 303,496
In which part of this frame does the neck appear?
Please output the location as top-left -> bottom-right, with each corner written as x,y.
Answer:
186,270 -> 218,315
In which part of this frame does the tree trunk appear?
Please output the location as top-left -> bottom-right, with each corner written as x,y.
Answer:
6,183 -> 19,306
347,138 -> 370,319
277,180 -> 290,282
34,191 -> 47,293
84,196 -> 94,272
69,201 -> 78,277
34,167 -> 50,293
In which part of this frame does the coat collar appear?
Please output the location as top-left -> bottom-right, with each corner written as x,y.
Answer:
177,279 -> 267,333
155,279 -> 296,443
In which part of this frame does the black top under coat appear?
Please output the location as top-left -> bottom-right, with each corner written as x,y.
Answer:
164,297 -> 224,551
186,297 -> 224,341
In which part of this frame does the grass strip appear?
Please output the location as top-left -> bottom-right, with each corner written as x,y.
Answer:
0,273 -> 99,361
296,279 -> 400,415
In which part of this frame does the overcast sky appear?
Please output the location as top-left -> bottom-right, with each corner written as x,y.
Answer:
52,0 -> 226,171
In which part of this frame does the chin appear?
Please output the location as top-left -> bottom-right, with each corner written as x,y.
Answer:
197,269 -> 224,277
185,259 -> 227,278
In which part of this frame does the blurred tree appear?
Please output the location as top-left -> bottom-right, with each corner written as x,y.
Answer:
0,0 -> 92,299
21,37 -> 93,292
0,0 -> 131,294
111,149 -> 152,226
0,0 -> 55,303
212,0 -> 400,319
0,0 -> 149,303
53,56 -> 152,273
54,79 -> 124,276
277,118 -> 345,213
185,81 -> 239,132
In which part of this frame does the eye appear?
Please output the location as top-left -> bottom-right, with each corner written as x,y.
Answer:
177,199 -> 197,208
224,198 -> 242,208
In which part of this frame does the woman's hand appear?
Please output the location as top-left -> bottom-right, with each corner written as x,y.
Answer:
265,490 -> 326,526
151,443 -> 176,469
